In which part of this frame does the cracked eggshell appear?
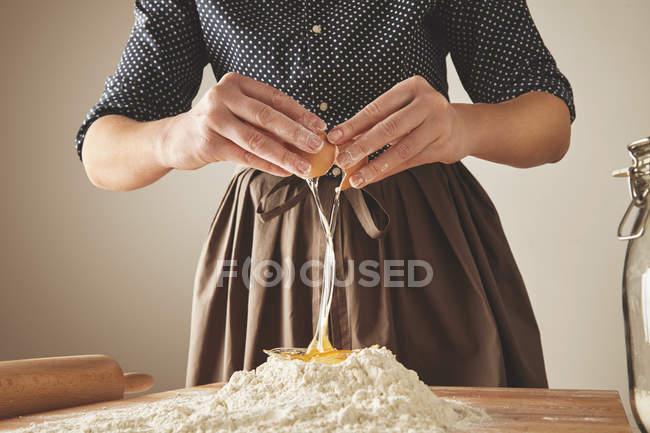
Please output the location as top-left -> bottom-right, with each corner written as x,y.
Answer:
295,132 -> 368,187
339,157 -> 366,191
295,132 -> 336,178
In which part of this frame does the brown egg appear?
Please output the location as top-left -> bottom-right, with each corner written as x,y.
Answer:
295,132 -> 368,187
295,132 -> 336,178
338,157 -> 366,191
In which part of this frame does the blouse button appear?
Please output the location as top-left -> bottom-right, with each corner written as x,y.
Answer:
312,24 -> 322,34
319,102 -> 328,112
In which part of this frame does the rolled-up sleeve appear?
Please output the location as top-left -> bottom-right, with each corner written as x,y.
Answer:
440,0 -> 575,121
75,0 -> 208,159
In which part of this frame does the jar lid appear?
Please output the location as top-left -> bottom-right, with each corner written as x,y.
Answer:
613,137 -> 650,178
614,137 -> 650,240
628,137 -> 650,170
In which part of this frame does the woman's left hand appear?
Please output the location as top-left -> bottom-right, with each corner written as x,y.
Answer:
327,75 -> 471,188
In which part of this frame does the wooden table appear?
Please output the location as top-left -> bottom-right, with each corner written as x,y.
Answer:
0,384 -> 633,432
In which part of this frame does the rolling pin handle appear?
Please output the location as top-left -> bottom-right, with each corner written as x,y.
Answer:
123,372 -> 154,394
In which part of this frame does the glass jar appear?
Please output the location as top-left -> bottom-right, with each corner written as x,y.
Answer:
615,136 -> 650,433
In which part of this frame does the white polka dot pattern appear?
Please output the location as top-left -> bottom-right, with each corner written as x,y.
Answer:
75,0 -> 575,160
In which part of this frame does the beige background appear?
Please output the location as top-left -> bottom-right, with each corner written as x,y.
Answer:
1,0 -> 648,424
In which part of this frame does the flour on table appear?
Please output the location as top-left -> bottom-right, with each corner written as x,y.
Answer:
12,347 -> 487,432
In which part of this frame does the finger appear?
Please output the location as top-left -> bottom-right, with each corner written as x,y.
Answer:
225,94 -> 323,154
214,137 -> 291,176
337,133 -> 407,190
193,124 -> 291,176
346,124 -> 434,188
238,77 -> 327,133
334,102 -> 427,169
215,111 -> 312,177
327,80 -> 415,145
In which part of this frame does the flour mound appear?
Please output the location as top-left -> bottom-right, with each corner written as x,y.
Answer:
14,347 -> 486,432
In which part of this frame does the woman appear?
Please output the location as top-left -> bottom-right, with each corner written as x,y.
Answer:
78,0 -> 574,388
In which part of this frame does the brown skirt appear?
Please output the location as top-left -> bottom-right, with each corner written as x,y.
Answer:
185,162 -> 548,388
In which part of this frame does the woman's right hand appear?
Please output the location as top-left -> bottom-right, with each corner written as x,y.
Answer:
158,72 -> 327,177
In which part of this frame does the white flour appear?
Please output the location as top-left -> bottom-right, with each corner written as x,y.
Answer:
12,347 -> 486,433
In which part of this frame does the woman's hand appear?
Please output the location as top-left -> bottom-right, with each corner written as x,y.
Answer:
159,72 -> 327,177
327,75 -> 470,188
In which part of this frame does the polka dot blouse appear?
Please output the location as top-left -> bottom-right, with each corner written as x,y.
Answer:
75,0 -> 575,160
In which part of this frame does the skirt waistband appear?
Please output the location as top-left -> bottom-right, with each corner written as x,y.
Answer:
233,164 -> 390,239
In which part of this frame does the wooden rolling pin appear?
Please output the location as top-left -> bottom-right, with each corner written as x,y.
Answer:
0,355 -> 153,419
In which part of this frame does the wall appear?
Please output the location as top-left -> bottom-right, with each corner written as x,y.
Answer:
457,0 -> 649,396
0,0 -> 648,421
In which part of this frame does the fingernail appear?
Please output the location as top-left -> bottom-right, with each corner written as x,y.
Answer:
328,128 -> 343,144
297,159 -> 311,176
350,173 -> 364,188
311,118 -> 327,132
307,133 -> 323,151
336,150 -> 353,168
